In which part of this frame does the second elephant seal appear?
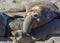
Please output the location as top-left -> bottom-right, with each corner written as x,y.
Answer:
23,1 -> 60,34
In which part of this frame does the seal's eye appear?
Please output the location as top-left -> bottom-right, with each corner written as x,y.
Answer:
30,9 -> 38,13
30,10 -> 34,12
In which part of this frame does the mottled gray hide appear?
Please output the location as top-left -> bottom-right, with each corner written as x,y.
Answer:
9,18 -> 24,36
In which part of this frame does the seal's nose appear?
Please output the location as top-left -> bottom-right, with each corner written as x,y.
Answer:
34,14 -> 37,17
33,14 -> 40,22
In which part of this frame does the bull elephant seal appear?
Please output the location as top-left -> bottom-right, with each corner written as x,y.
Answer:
23,1 -> 60,34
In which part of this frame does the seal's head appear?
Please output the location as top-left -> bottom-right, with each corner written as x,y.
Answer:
23,2 -> 59,34
23,6 -> 42,33
26,6 -> 41,23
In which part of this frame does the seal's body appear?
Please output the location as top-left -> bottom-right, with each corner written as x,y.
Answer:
23,1 -> 60,34
0,13 -> 8,37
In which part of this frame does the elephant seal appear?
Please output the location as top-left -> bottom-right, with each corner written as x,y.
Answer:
23,1 -> 60,34
0,13 -> 8,37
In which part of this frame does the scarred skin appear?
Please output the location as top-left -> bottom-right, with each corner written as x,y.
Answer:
22,1 -> 60,34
